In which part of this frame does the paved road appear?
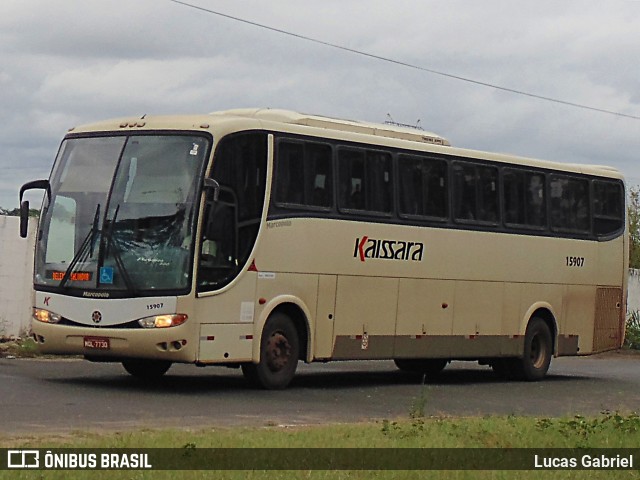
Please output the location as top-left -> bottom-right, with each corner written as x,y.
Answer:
1,352 -> 639,437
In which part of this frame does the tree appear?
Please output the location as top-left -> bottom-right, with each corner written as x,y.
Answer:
0,207 -> 40,218
628,186 -> 640,269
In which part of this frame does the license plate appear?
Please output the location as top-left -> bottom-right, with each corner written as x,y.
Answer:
84,336 -> 110,350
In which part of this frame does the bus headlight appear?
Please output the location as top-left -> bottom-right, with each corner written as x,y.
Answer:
33,308 -> 62,324
138,314 -> 188,329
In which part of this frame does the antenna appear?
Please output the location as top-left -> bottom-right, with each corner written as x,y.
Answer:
384,114 -> 424,131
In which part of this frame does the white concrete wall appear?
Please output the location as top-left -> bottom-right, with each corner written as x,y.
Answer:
628,269 -> 640,314
0,216 -> 36,337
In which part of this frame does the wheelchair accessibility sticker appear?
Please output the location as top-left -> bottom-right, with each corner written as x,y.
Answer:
99,267 -> 114,284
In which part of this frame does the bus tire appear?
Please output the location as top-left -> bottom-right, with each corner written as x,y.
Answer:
491,358 -> 519,379
122,359 -> 172,379
394,358 -> 448,376
512,317 -> 553,381
242,313 -> 299,390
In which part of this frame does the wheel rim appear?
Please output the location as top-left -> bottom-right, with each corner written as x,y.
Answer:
530,334 -> 547,369
265,331 -> 292,372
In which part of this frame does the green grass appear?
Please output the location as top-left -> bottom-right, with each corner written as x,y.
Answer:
2,412 -> 640,479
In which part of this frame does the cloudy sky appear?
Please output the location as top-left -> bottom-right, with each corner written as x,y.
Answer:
1,0 -> 639,208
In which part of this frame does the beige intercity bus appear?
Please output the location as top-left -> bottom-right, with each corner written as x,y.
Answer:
20,108 -> 627,389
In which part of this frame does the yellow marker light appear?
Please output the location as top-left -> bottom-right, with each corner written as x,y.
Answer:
33,308 -> 62,324
154,315 -> 175,328
138,314 -> 188,329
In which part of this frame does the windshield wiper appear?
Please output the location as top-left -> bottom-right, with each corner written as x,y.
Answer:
59,204 -> 100,288
100,204 -> 136,294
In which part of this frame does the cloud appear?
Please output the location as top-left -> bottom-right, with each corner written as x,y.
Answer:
1,0 -> 640,208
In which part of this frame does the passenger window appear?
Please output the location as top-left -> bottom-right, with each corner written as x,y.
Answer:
503,169 -> 546,228
453,162 -> 499,224
276,142 -> 305,204
338,148 -> 392,214
339,149 -> 365,210
549,175 -> 590,233
593,180 -> 624,236
398,154 -> 448,219
367,151 -> 393,213
308,143 -> 333,208
275,141 -> 333,209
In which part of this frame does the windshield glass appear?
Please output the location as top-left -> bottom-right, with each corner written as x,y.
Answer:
35,134 -> 209,295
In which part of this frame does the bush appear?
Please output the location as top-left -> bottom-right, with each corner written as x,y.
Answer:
625,310 -> 640,350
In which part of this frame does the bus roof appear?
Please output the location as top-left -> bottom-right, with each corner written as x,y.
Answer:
209,108 -> 451,147
68,108 -> 623,180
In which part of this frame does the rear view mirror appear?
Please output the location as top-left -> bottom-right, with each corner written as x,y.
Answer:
19,200 -> 30,238
203,178 -> 220,202
19,178 -> 50,238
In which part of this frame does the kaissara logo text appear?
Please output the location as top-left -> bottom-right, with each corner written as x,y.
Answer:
354,236 -> 424,262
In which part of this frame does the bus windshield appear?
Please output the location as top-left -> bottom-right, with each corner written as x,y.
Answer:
34,134 -> 209,295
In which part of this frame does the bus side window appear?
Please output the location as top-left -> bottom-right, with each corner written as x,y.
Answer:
307,143 -> 332,208
366,151 -> 392,213
275,142 -> 305,205
593,180 -> 624,237
454,162 -> 499,224
525,173 -> 546,227
275,141 -> 332,209
503,169 -> 524,225
477,166 -> 498,222
503,169 -> 546,228
425,159 -> 448,218
338,149 -> 365,211
453,163 -> 477,221
550,175 -> 590,233
338,148 -> 392,214
398,155 -> 447,219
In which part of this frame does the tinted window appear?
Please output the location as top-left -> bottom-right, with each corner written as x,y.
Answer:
503,169 -> 546,228
275,141 -> 332,208
398,155 -> 448,219
338,148 -> 392,214
198,133 -> 267,291
593,180 -> 624,236
549,175 -> 590,233
453,162 -> 499,223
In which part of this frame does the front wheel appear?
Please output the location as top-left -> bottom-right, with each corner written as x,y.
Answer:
512,317 -> 553,381
122,359 -> 172,380
242,313 -> 300,389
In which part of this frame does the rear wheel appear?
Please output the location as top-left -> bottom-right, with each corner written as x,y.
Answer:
242,313 -> 299,389
511,317 -> 553,381
122,359 -> 172,379
394,358 -> 448,376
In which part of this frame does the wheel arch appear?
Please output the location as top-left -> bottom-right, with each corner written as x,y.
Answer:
522,303 -> 558,356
